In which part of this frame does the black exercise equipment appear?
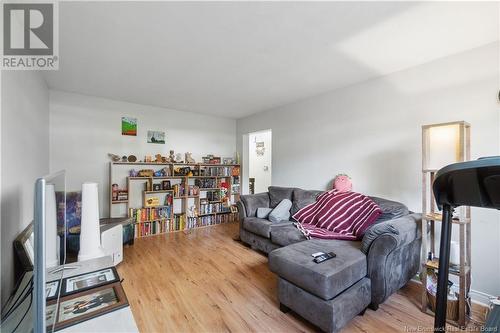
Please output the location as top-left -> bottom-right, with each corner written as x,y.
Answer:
432,156 -> 500,331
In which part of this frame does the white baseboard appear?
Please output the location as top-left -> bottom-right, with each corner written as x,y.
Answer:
410,278 -> 494,307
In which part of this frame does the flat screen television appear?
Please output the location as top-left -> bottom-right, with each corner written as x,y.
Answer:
33,170 -> 67,333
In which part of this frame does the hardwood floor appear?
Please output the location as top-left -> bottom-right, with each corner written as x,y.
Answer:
117,222 -> 462,333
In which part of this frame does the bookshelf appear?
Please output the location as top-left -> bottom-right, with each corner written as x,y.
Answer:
420,121 -> 471,327
109,161 -> 240,238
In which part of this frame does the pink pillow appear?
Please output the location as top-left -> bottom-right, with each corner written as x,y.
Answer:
334,174 -> 352,192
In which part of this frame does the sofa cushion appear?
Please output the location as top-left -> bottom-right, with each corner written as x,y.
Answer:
268,239 -> 366,300
242,217 -> 272,238
270,224 -> 306,246
291,189 -> 324,216
257,207 -> 273,219
370,196 -> 409,223
269,186 -> 295,208
268,199 -> 292,223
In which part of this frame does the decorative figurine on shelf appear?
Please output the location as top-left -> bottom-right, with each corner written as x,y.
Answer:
144,155 -> 152,163
108,153 -> 121,162
187,205 -> 198,218
138,169 -> 154,177
162,167 -> 171,176
127,155 -> 137,162
154,170 -> 163,177
155,154 -> 162,163
333,174 -> 352,192
185,152 -> 196,164
175,153 -> 183,163
168,150 -> 176,163
121,155 -> 128,162
220,181 -> 229,203
129,169 -> 138,177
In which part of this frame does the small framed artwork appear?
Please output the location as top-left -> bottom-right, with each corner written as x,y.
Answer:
46,282 -> 129,331
46,280 -> 60,301
121,117 -> 137,136
230,205 -> 238,213
147,130 -> 165,144
162,180 -> 171,190
152,184 -> 161,191
61,267 -> 119,297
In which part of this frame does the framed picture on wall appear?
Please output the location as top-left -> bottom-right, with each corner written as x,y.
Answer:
147,130 -> 165,144
121,117 -> 137,136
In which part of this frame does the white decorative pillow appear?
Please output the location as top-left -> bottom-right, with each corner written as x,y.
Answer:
268,199 -> 292,223
257,207 -> 273,219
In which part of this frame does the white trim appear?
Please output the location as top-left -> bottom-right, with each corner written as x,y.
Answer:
412,278 -> 494,307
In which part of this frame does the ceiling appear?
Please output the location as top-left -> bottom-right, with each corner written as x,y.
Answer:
44,1 -> 499,119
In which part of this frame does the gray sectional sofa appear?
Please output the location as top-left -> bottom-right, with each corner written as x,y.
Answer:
237,186 -> 422,333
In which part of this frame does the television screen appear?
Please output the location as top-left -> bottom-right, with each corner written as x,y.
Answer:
34,170 -> 67,333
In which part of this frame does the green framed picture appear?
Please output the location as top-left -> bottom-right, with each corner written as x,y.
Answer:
121,117 -> 137,136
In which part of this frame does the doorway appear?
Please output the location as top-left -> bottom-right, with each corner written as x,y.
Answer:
244,129 -> 272,194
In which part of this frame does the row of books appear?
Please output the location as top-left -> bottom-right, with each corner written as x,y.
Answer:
129,206 -> 172,222
199,213 -> 237,226
199,202 -> 224,215
200,166 -> 233,177
205,191 -> 221,201
133,212 -> 238,237
195,178 -> 217,188
200,166 -> 240,177
134,219 -> 171,237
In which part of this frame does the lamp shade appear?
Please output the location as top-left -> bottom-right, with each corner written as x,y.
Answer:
426,123 -> 463,170
78,182 -> 105,261
45,184 -> 59,268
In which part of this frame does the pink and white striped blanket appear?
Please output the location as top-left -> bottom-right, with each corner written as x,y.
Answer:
292,190 -> 382,240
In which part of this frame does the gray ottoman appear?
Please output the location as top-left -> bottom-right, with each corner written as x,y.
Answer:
269,239 -> 371,333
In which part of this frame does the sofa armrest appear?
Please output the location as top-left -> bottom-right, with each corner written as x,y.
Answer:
239,193 -> 270,218
361,213 -> 422,254
363,213 -> 422,307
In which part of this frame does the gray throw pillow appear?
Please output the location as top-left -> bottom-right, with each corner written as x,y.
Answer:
256,207 -> 273,219
268,199 -> 292,223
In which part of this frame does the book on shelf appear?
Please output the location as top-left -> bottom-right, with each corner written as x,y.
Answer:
129,206 -> 172,223
199,213 -> 237,226
199,166 -> 233,177
195,178 -> 217,189
174,214 -> 186,231
134,219 -> 170,237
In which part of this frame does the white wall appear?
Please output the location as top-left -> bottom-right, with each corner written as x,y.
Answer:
248,130 -> 272,194
237,43 -> 500,299
49,91 -> 237,217
1,71 -> 50,307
